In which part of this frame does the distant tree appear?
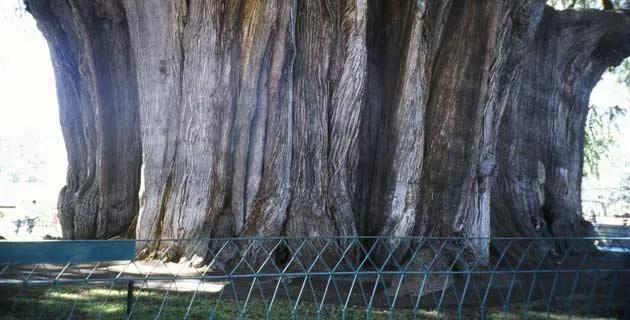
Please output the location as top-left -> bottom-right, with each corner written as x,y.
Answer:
9,172 -> 20,183
583,105 -> 625,177
612,174 -> 630,209
614,59 -> 630,86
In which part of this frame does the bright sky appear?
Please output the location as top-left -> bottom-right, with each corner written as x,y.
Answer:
0,1 -> 65,208
0,1 -> 628,213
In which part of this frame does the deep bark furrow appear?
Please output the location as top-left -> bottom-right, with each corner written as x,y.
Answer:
362,0 -> 423,239
232,0 -> 280,235
326,0 -> 366,238
240,1 -> 295,238
420,1 -> 497,242
375,4 -> 425,241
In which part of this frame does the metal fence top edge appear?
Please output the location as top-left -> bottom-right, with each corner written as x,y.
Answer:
139,236 -> 630,241
3,236 -> 628,242
0,239 -> 135,243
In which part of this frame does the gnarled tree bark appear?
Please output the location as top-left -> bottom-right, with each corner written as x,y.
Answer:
26,0 -> 630,278
28,0 -> 141,240
492,7 -> 630,264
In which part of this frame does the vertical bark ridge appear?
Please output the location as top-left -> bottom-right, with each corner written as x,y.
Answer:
164,0 -> 242,258
466,1 -> 544,260
240,1 -> 295,238
284,0 -> 337,238
28,0 -> 141,240
122,0 -> 187,246
325,0 -> 366,239
420,1 -> 495,240
30,0 -> 97,239
374,2 -> 426,240
361,0 -> 430,240
284,0 -> 367,240
232,0 -> 282,235
232,2 -> 297,269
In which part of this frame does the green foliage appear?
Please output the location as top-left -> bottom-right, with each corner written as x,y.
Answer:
614,59 -> 630,87
583,105 -> 625,178
547,0 -> 592,9
611,173 -> 630,208
0,137 -> 46,184
547,0 -> 628,9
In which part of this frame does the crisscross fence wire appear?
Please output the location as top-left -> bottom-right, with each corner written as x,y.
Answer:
1,236 -> 629,319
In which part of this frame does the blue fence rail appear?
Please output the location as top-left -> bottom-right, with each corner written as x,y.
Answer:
1,236 -> 629,319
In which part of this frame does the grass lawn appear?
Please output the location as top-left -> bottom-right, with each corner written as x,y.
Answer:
0,283 -> 625,319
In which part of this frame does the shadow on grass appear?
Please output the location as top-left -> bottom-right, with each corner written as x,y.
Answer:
0,283 -> 628,320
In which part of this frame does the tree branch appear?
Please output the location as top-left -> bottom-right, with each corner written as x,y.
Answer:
557,9 -> 630,67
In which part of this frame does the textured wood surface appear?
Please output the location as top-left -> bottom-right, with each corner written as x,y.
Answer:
25,0 -> 630,269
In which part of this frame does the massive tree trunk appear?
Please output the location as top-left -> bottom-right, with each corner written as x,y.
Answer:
492,7 -> 630,262
26,0 -> 630,268
28,0 -> 141,240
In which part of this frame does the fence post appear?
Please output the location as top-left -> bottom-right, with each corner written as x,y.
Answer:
126,280 -> 134,319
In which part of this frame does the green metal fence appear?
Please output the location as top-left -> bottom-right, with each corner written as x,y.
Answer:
1,236 -> 629,319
